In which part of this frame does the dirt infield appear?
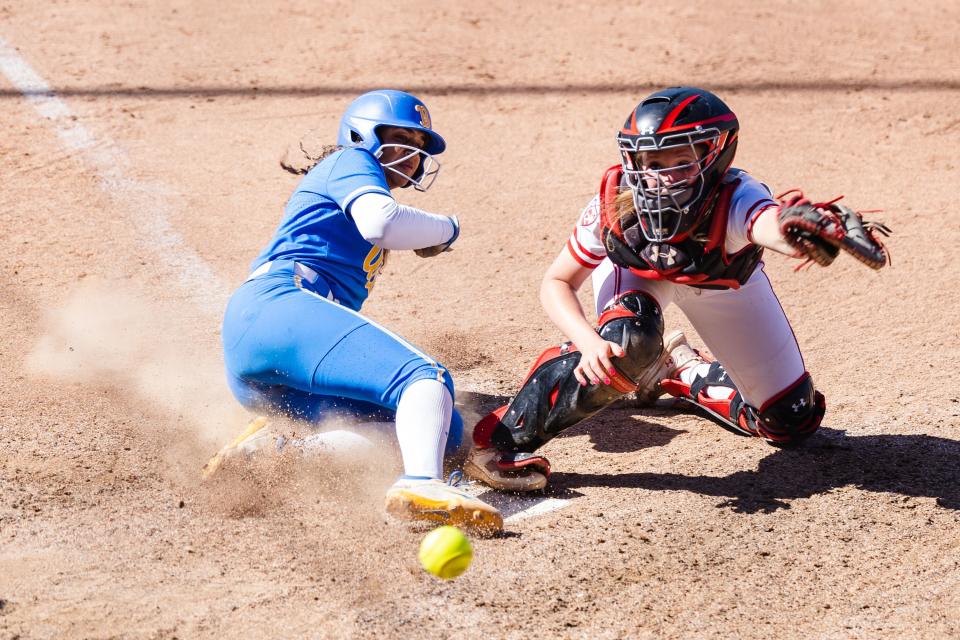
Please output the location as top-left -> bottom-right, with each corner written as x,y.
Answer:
2,1 -> 959,638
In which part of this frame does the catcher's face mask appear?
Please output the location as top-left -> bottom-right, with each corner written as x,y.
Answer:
619,131 -> 721,242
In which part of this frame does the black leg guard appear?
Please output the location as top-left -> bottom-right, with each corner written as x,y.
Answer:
473,292 -> 665,453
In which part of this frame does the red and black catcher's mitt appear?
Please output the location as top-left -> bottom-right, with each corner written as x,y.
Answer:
777,190 -> 891,270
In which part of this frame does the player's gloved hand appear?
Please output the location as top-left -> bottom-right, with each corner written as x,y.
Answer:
777,191 -> 891,270
574,333 -> 624,387
414,215 -> 460,258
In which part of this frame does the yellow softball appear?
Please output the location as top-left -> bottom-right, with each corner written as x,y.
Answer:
418,525 -> 473,580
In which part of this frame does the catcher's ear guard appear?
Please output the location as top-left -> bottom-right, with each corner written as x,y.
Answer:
473,291 -> 665,453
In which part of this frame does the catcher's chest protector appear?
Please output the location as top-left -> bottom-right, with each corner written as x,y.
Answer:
599,166 -> 763,290
485,292 -> 665,453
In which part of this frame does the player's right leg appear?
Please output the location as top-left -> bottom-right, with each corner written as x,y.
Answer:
217,261 -> 501,532
201,377 -> 399,479
465,266 -> 675,491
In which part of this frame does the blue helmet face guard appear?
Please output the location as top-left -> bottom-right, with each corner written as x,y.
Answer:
374,142 -> 441,192
337,90 -> 446,191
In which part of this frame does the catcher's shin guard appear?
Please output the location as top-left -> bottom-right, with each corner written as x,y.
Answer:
473,291 -> 666,454
662,360 -> 825,444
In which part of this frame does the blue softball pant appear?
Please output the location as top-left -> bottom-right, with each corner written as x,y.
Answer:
221,260 -> 463,452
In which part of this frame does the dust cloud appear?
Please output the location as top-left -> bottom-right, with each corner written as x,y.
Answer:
23,278 -> 402,500
25,278 -> 245,445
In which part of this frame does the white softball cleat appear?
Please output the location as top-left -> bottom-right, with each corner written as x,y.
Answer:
384,477 -> 503,535
295,430 -> 377,456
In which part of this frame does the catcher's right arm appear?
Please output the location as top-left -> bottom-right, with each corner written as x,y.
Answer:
776,190 -> 891,269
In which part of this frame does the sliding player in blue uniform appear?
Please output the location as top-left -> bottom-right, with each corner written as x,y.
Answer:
204,90 -> 502,533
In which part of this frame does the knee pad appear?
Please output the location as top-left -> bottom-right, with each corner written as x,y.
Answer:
595,292 -> 666,385
474,291 -> 665,452
751,374 -> 825,444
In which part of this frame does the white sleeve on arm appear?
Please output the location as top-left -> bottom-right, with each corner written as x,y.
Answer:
724,172 -> 778,254
349,192 -> 455,250
566,194 -> 607,268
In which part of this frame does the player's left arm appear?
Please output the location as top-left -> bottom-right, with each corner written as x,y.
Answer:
734,173 -> 891,270
754,191 -> 892,269
350,192 -> 458,253
748,206 -> 803,256
326,148 -> 459,256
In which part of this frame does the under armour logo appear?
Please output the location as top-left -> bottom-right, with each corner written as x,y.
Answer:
650,245 -> 678,266
792,398 -> 807,412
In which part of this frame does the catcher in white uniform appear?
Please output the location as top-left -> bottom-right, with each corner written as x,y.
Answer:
465,86 -> 890,492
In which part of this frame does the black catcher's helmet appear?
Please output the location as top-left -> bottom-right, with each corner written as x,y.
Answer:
617,87 -> 739,242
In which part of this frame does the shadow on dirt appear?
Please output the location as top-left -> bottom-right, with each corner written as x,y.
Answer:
453,393 -> 959,513
568,407 -> 687,454
550,427 -> 960,513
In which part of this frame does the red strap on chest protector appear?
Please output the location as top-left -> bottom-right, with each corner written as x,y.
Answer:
598,166 -> 743,288
598,165 -> 625,235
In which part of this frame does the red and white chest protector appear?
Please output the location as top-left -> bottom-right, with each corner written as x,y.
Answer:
565,167 -> 808,410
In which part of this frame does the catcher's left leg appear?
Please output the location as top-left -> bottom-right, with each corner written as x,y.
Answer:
661,349 -> 825,444
664,266 -> 825,444
465,291 -> 671,491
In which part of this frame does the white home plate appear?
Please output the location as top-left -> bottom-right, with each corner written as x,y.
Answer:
459,483 -> 570,522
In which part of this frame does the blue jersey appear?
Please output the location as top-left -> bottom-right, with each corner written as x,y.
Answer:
251,147 -> 390,311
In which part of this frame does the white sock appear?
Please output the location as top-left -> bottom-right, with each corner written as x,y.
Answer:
394,378 -> 452,479
679,362 -> 736,401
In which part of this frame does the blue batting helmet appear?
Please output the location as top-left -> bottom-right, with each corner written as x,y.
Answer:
337,90 -> 446,156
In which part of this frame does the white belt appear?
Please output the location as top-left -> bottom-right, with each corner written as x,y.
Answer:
246,260 -> 320,284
